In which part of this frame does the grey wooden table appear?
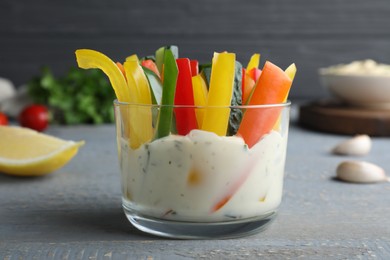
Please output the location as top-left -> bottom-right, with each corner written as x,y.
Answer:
1,111 -> 390,259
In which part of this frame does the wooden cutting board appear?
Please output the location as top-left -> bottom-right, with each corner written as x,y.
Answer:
299,100 -> 390,136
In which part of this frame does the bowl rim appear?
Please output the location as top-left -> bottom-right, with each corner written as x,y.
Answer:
319,68 -> 390,79
113,99 -> 291,109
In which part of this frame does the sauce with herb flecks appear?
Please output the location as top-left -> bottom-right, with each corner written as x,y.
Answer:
119,129 -> 287,222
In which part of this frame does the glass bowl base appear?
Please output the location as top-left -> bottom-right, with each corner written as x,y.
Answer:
123,205 -> 277,239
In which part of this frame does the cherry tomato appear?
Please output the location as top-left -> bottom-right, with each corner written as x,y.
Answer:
19,105 -> 49,131
0,112 -> 8,125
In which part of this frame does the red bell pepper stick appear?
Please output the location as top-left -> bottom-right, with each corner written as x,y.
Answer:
174,58 -> 198,135
249,67 -> 262,82
242,67 -> 262,104
190,60 -> 199,76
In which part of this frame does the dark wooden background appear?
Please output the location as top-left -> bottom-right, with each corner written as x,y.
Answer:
1,0 -> 390,100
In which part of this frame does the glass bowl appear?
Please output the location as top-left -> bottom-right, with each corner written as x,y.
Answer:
114,100 -> 291,239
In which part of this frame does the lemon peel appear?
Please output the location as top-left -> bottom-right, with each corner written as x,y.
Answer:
0,126 -> 84,176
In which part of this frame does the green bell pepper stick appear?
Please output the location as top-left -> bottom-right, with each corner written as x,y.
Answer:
155,45 -> 179,75
154,49 -> 178,139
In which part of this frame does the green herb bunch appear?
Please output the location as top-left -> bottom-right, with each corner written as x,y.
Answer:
27,67 -> 116,124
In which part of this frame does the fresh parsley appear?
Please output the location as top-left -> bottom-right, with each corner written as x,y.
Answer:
27,67 -> 116,124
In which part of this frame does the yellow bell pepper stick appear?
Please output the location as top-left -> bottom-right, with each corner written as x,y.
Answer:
201,52 -> 236,136
282,63 -> 297,101
126,54 -> 139,62
246,53 -> 260,72
273,63 -> 297,131
123,58 -> 153,149
125,55 -> 153,104
192,74 -> 208,128
75,49 -> 144,147
285,64 -> 297,82
75,49 -> 129,102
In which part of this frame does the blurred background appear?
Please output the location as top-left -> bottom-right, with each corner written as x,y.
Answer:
1,0 -> 390,101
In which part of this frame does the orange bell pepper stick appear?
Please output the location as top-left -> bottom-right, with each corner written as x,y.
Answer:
116,62 -> 126,80
141,59 -> 161,78
213,62 -> 295,212
237,61 -> 293,148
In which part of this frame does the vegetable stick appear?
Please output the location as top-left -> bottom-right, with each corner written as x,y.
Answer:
272,63 -> 297,131
285,64 -> 297,86
116,62 -> 126,80
246,53 -> 260,72
75,49 -> 129,102
249,67 -> 262,82
201,52 -> 236,136
211,155 -> 259,212
174,58 -> 198,135
124,55 -> 153,104
126,54 -> 139,61
243,74 -> 255,104
190,60 -> 199,76
237,61 -> 293,148
142,67 -> 163,105
192,74 -> 208,128
154,49 -> 178,139
75,49 -> 146,148
123,57 -> 153,148
141,59 -> 161,78
155,45 -> 179,76
213,63 -> 295,212
241,68 -> 246,103
243,54 -> 261,104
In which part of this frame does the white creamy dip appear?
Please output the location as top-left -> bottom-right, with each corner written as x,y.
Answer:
321,59 -> 390,76
119,129 -> 287,222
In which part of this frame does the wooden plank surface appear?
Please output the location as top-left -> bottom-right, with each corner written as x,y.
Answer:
1,0 -> 390,99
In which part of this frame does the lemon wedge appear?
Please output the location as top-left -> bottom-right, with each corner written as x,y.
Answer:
0,126 -> 85,176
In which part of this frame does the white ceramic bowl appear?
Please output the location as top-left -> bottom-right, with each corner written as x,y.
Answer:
319,69 -> 390,109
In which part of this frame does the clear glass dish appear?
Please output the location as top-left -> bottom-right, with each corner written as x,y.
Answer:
114,101 -> 290,239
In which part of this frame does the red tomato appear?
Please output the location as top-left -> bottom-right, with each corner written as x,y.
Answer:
0,112 -> 8,125
19,105 -> 49,131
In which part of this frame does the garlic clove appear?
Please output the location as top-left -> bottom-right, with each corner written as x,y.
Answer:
0,77 -> 16,103
0,85 -> 33,118
332,135 -> 372,156
336,160 -> 388,183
